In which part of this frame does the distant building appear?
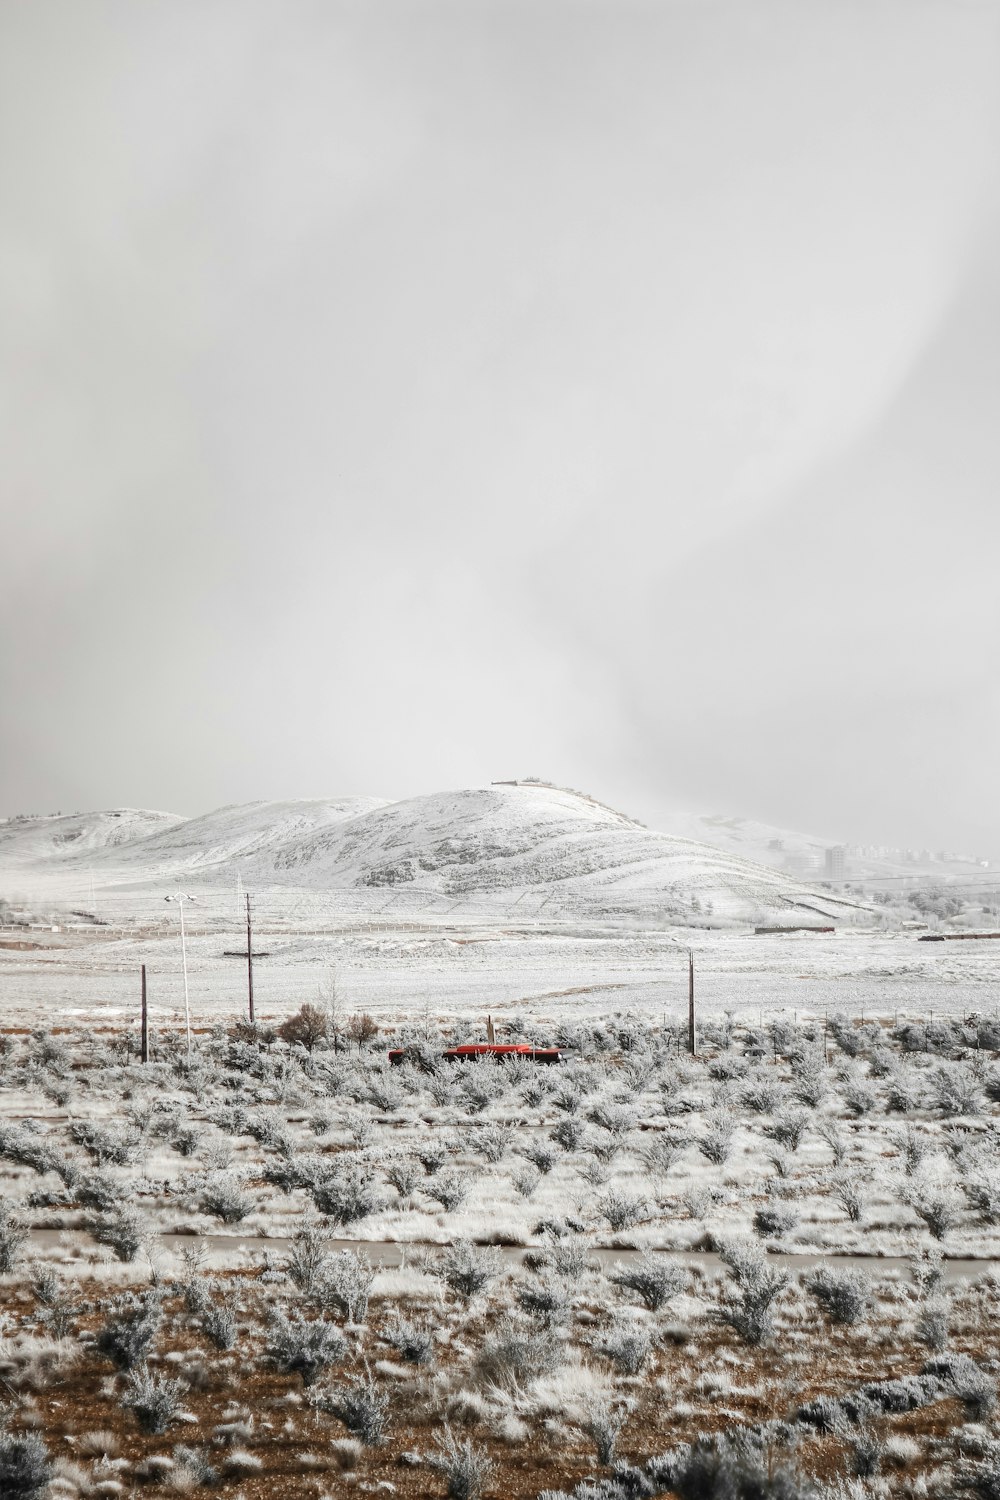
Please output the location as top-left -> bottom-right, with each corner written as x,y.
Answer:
824,845 -> 846,879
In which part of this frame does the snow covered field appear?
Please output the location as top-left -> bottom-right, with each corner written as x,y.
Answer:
1,787 -> 996,1031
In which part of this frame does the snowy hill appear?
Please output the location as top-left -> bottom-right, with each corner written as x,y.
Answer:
0,808 -> 184,866
84,798 -> 388,874
0,786 -> 867,925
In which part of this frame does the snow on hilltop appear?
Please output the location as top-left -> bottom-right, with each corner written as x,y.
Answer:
0,785 -> 866,923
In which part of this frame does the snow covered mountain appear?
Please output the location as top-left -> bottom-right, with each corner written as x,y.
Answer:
1,784 -> 864,925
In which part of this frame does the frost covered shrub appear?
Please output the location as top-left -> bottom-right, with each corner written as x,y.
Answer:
753,1205 -> 798,1239
699,1114 -> 736,1165
69,1120 -> 141,1166
805,1267 -> 872,1326
790,1053 -> 827,1108
596,1316 -> 652,1376
930,1063 -> 983,1117
87,1203 -> 149,1262
95,1292 -> 161,1370
609,1252 -> 686,1311
199,1171 -> 253,1225
0,1199 -> 28,1273
916,1299 -> 950,1352
669,1434 -> 815,1500
285,1222 -> 331,1295
926,1354 -> 998,1420
832,1173 -> 865,1223
385,1157 -> 421,1197
962,1173 -> 1000,1224
582,1398 -> 634,1466
0,1428 -> 52,1498
0,1125 -> 62,1178
311,1163 -> 385,1225
513,1166 -> 541,1198
379,1318 -> 434,1364
716,1240 -> 788,1347
416,1140 -> 448,1175
596,1189 -> 647,1232
72,1167 -> 129,1211
739,1079 -> 785,1114
201,1297 -> 238,1351
429,1427 -> 495,1500
122,1370 -> 187,1433
466,1122 -> 514,1163
521,1141 -> 559,1175
642,1134 -> 687,1181
317,1249 -> 375,1323
765,1110 -> 809,1152
909,1182 -> 964,1240
817,1120 -> 847,1166
438,1241 -> 502,1300
841,1076 -> 877,1117
312,1373 -> 388,1444
424,1168 -> 470,1213
265,1311 -> 348,1385
516,1275 -> 572,1327
475,1318 -> 564,1390
550,1117 -> 587,1152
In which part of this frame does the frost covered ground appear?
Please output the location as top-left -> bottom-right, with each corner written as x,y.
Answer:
1,900 -> 997,1031
4,1012 -> 1000,1499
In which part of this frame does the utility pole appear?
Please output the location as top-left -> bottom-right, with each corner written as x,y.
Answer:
141,964 -> 149,1064
687,948 -> 696,1056
246,892 -> 255,1025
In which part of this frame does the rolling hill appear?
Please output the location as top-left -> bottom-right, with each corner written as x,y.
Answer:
0,784 -> 866,925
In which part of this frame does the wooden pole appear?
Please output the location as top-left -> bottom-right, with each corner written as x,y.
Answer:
246,893 -> 255,1025
140,964 -> 149,1064
687,949 -> 696,1056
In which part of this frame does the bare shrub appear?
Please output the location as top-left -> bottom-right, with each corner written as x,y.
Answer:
916,1299 -> 950,1352
277,1004 -> 328,1052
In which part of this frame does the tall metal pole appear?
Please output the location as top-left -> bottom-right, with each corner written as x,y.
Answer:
179,898 -> 191,1056
687,948 -> 696,1056
246,892 -> 255,1025
141,964 -> 149,1064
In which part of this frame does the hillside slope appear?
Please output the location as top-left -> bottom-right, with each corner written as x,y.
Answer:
0,809 -> 184,866
240,784 -> 861,922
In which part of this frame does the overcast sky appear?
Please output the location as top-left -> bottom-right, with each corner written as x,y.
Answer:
2,1 -> 999,851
